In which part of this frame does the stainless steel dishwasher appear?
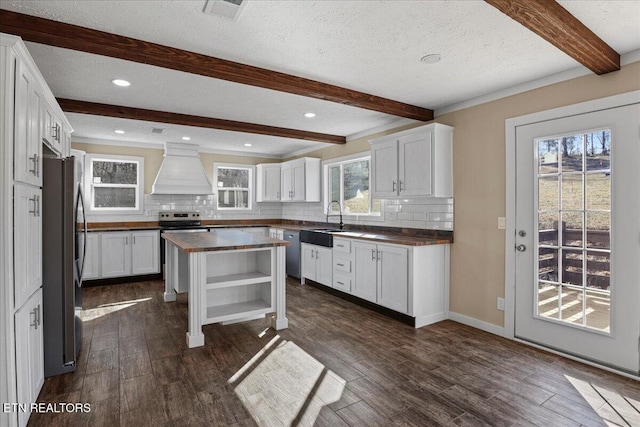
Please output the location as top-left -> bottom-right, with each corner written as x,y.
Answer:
283,230 -> 300,279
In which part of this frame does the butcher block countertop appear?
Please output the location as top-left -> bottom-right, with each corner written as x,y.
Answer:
162,229 -> 291,253
324,231 -> 452,246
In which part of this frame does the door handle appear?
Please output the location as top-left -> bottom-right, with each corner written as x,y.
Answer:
29,154 -> 37,175
337,263 -> 344,267
377,250 -> 381,261
399,180 -> 404,192
516,244 -> 526,252
29,196 -> 37,215
392,181 -> 396,192
36,195 -> 40,217
371,249 -> 376,261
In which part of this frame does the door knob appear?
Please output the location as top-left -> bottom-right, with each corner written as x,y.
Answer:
518,230 -> 526,237
516,244 -> 526,252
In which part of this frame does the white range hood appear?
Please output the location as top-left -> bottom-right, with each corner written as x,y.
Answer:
151,142 -> 213,195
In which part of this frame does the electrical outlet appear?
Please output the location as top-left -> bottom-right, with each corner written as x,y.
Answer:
497,297 -> 505,311
498,217 -> 506,229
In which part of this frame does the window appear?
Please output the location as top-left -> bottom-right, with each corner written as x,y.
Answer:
84,154 -> 144,214
214,163 -> 253,210
325,155 -> 381,216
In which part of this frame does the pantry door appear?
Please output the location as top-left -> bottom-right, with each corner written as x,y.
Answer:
513,100 -> 639,374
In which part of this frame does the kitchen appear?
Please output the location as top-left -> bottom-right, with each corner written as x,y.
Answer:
1,1 -> 639,426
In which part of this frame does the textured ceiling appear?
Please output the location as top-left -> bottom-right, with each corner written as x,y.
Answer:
2,0 -> 639,157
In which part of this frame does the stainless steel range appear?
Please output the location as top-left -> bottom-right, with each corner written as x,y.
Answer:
159,211 -> 209,278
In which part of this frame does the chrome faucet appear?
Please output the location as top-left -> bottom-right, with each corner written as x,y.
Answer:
326,200 -> 344,230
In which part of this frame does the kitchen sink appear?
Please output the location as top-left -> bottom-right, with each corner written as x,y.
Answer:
299,228 -> 345,247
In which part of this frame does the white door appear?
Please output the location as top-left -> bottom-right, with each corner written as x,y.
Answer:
264,166 -> 281,201
13,184 -> 41,309
101,232 -> 131,278
131,231 -> 159,275
371,140 -> 398,198
301,244 -> 316,281
377,244 -> 408,313
315,247 -> 333,287
515,103 -> 640,374
281,164 -> 292,201
14,59 -> 42,187
82,233 -> 101,280
353,241 -> 378,303
398,132 -> 432,197
291,161 -> 306,201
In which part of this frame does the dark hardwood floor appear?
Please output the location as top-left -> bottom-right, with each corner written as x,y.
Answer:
29,279 -> 639,426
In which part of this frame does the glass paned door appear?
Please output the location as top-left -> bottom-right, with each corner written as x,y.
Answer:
514,101 -> 640,375
536,130 -> 611,332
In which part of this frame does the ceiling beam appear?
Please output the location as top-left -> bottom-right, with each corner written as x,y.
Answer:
57,98 -> 346,144
1,10 -> 433,121
485,0 -> 619,75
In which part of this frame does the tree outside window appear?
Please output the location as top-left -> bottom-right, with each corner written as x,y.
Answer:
328,158 -> 380,215
85,154 -> 144,214
215,164 -> 253,210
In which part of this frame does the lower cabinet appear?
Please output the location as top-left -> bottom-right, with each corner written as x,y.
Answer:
87,230 -> 160,279
301,243 -> 332,286
339,238 -> 449,327
269,228 -> 284,239
13,183 -> 42,310
15,288 -> 44,427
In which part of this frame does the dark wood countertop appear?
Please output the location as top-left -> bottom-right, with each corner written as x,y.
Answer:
327,232 -> 451,246
162,229 -> 291,252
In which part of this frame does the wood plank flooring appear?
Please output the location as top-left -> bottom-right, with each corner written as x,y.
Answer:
29,279 -> 639,426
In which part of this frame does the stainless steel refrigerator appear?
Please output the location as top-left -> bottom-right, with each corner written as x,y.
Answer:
42,156 -> 86,377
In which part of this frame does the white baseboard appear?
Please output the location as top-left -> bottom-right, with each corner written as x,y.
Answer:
448,311 -> 505,337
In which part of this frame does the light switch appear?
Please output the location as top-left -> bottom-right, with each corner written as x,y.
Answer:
498,217 -> 506,230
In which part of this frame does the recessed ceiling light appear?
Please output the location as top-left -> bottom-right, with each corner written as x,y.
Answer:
111,79 -> 131,87
420,54 -> 441,64
244,143 -> 252,147
114,130 -> 125,134
182,136 -> 191,141
304,112 -> 316,118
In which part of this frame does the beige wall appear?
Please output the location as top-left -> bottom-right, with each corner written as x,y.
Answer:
436,61 -> 640,327
70,142 -> 279,194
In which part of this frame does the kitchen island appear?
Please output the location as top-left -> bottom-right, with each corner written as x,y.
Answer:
162,230 -> 290,348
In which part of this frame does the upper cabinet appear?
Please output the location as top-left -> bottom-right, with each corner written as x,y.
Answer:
41,99 -> 64,155
280,157 -> 320,202
13,58 -> 43,187
256,163 -> 281,202
370,123 -> 453,198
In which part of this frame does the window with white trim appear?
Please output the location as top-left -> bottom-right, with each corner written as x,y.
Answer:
84,154 -> 144,214
214,163 -> 253,210
325,155 -> 381,216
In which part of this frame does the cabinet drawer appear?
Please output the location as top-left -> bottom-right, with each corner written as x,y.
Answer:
333,239 -> 351,253
333,275 -> 351,293
333,258 -> 351,273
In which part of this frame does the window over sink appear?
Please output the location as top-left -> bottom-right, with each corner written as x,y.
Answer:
84,154 -> 144,215
325,154 -> 381,217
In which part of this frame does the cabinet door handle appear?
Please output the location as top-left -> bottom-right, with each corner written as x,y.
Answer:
56,124 -> 61,142
29,154 -> 37,175
371,249 -> 376,261
36,195 -> 40,217
125,236 -> 128,245
133,236 -> 136,244
37,304 -> 41,326
377,250 -> 381,261
392,180 -> 396,192
29,196 -> 37,215
336,281 -> 344,286
399,180 -> 404,192
337,263 -> 344,267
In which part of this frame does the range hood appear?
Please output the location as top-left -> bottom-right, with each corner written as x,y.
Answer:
151,142 -> 213,195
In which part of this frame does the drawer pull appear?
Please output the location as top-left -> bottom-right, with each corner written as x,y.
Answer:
336,281 -> 344,285
337,263 -> 344,267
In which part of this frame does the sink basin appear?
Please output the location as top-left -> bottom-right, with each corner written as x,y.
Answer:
299,228 -> 345,247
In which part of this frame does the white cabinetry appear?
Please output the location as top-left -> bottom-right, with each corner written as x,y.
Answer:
281,157 -> 320,202
269,228 -> 284,239
14,288 -> 43,427
14,58 -> 42,187
13,184 -> 42,309
353,240 -> 424,314
242,227 -> 268,237
131,230 -> 160,275
332,238 -> 353,293
370,123 -> 453,198
82,233 -> 100,280
95,230 -> 160,279
301,243 -> 332,286
256,164 -> 281,202
41,99 -> 63,155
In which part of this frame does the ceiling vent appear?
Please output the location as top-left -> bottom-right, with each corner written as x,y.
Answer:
151,127 -> 164,134
203,0 -> 247,21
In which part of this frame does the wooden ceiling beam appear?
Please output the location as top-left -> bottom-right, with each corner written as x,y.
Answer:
57,98 -> 346,144
485,0 -> 620,75
1,10 -> 433,121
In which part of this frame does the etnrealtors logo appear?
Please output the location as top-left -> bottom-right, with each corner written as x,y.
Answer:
3,402 -> 91,414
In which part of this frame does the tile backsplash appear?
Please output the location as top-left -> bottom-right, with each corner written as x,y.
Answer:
86,193 -> 454,231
